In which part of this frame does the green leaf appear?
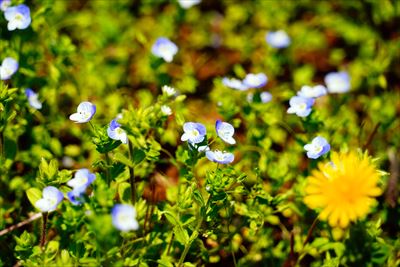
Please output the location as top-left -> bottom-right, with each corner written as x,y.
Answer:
162,211 -> 180,226
26,188 -> 42,208
173,225 -> 189,245
132,148 -> 146,165
118,182 -> 131,204
114,152 -> 134,168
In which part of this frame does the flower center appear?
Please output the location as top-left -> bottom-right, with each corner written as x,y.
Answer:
190,129 -> 199,137
15,13 -> 23,21
298,103 -> 307,111
116,128 -> 124,135
75,177 -> 88,187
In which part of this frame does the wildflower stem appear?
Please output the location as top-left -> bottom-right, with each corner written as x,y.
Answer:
128,141 -> 136,204
0,213 -> 42,236
40,212 -> 48,248
303,217 -> 319,246
88,121 -> 95,131
362,122 -> 381,151
166,232 -> 174,255
0,130 -> 3,160
104,152 -> 111,185
178,193 -> 212,266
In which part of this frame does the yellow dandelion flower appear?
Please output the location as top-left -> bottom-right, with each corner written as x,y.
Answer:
303,151 -> 382,228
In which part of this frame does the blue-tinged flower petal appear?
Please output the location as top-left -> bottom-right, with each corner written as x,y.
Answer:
297,85 -> 327,98
67,168 -> 96,194
260,92 -> 273,103
206,150 -> 234,164
151,37 -> 178,62
242,73 -> 268,88
35,186 -> 63,212
324,71 -> 350,93
69,101 -> 96,123
178,0 -> 201,9
266,30 -> 291,48
25,88 -> 42,110
287,96 -> 314,117
0,0 -> 11,11
181,122 -> 206,144
215,120 -> 235,145
107,120 -> 128,144
112,204 -> 139,232
0,57 -> 18,80
304,136 -> 330,159
4,4 -> 31,31
67,190 -> 83,205
222,77 -> 248,91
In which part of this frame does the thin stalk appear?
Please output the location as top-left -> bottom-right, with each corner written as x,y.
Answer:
128,141 -> 136,204
178,193 -> 213,266
166,233 -> 174,255
0,130 -> 3,159
303,217 -> 319,246
40,212 -> 48,248
104,152 -> 111,185
88,121 -> 95,131
0,213 -> 42,236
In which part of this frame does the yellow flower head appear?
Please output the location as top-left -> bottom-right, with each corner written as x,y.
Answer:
303,151 -> 382,228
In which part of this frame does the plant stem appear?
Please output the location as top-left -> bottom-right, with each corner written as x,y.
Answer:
0,130 -> 3,160
0,213 -> 42,236
40,212 -> 48,248
177,193 -> 212,266
128,141 -> 136,204
303,217 -> 319,246
166,233 -> 174,255
104,152 -> 111,185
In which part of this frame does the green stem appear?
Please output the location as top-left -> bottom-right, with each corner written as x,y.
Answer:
104,152 -> 111,185
178,193 -> 213,266
128,141 -> 136,204
40,212 -> 48,248
166,233 -> 174,255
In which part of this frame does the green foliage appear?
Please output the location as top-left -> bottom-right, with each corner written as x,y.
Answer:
0,0 -> 399,266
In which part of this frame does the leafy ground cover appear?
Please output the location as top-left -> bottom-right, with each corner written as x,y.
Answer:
0,0 -> 399,266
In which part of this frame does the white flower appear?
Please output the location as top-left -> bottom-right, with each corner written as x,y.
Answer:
69,101 -> 96,123
67,169 -> 96,194
242,73 -> 268,88
25,88 -> 42,109
324,71 -> 351,93
112,204 -> 139,232
107,119 -> 128,144
206,150 -> 234,164
297,85 -> 327,98
0,57 -> 18,80
0,0 -> 11,12
265,30 -> 291,48
162,85 -> 176,97
181,122 -> 206,144
178,0 -> 201,9
222,77 -> 248,91
215,120 -> 236,145
4,4 -> 31,31
260,92 -> 273,103
161,105 -> 172,116
287,96 -> 315,117
35,186 -> 64,213
151,37 -> 178,62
